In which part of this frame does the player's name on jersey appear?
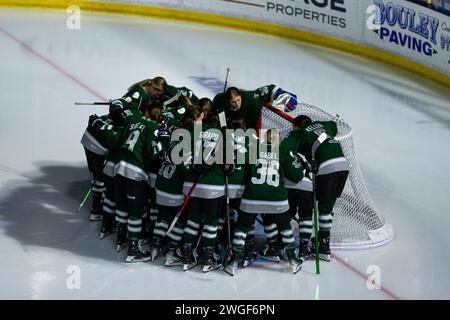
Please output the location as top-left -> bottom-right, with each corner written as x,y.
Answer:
305,123 -> 324,132
130,123 -> 145,131
199,130 -> 220,141
259,151 -> 278,160
233,135 -> 245,144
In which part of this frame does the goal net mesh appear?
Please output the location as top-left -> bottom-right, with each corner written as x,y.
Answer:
259,103 -> 393,249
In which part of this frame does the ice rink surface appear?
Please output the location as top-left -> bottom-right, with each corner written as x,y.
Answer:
0,8 -> 449,300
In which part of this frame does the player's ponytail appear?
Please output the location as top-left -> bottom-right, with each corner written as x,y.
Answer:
127,76 -> 167,92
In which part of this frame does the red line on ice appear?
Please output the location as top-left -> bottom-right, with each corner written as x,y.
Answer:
0,26 -> 107,101
331,253 -> 401,300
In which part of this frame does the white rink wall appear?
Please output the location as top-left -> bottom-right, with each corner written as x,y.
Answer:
1,0 -> 450,88
92,0 -> 450,79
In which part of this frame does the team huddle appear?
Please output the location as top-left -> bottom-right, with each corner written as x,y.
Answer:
80,76 -> 349,275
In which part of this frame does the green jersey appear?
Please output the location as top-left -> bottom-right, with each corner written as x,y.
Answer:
240,142 -> 303,214
162,104 -> 190,127
81,114 -> 112,156
183,123 -> 225,199
226,130 -> 254,199
89,117 -> 125,178
155,162 -> 186,207
112,115 -> 160,182
280,130 -> 312,192
120,85 -> 151,113
296,121 -> 349,176
213,84 -> 278,129
164,85 -> 199,106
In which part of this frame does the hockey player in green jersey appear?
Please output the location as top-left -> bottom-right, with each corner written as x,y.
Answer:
212,84 -> 298,129
89,106 -> 145,241
116,77 -> 198,118
86,114 -> 123,239
293,115 -> 349,262
152,159 -> 187,266
163,84 -> 199,107
179,105 -> 225,272
80,114 -> 112,221
120,77 -> 167,113
161,96 -> 193,127
98,100 -> 163,262
281,118 -> 315,262
224,129 -> 304,276
220,114 -> 257,267
143,105 -> 164,243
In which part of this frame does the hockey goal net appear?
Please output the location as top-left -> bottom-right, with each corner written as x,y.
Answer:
259,103 -> 393,249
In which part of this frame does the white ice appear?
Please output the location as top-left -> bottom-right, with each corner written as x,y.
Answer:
0,9 -> 449,300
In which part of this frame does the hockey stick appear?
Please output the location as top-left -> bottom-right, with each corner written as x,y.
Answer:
311,167 -> 320,274
165,176 -> 201,236
295,132 -> 327,275
221,68 -> 233,260
224,175 -> 232,256
218,68 -> 230,128
75,102 -> 110,106
76,188 -> 92,213
293,150 -> 320,274
255,216 -> 264,226
311,133 -> 328,275
223,68 -> 230,93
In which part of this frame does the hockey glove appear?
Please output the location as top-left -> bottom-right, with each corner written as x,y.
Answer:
156,120 -> 177,141
294,152 -> 318,176
305,160 -> 318,176
109,99 -> 127,126
109,99 -> 123,113
88,114 -> 101,127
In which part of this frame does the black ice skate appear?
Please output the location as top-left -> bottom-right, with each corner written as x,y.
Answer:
299,239 -> 311,262
310,236 -> 331,262
150,238 -> 164,261
223,253 -> 239,277
165,247 -> 184,267
243,238 -> 256,267
181,245 -> 198,271
126,239 -> 152,263
286,249 -> 303,274
202,248 -> 221,273
259,243 -> 281,262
